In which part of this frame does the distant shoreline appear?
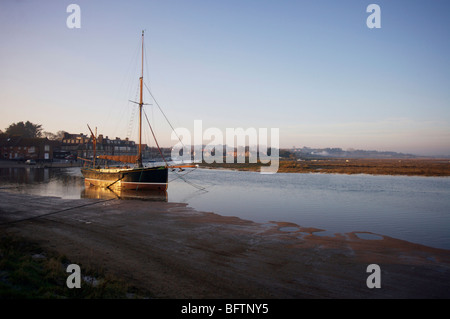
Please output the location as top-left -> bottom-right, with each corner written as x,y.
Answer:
2,158 -> 450,177
199,158 -> 450,177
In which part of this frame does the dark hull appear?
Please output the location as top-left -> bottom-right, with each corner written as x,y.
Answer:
81,166 -> 168,191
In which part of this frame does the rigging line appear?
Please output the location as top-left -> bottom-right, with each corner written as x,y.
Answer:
112,42 -> 142,139
143,82 -> 185,147
105,38 -> 141,133
0,198 -> 117,226
126,88 -> 140,140
172,170 -> 207,191
168,165 -> 198,182
142,108 -> 168,166
168,166 -> 207,191
141,39 -> 184,149
143,44 -> 157,136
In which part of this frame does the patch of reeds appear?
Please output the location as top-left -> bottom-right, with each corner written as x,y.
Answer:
0,236 -> 149,299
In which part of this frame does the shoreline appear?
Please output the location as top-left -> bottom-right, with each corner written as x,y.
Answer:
1,190 -> 449,298
3,158 -> 450,177
199,158 -> 450,177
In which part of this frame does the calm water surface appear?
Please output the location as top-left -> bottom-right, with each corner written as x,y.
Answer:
1,167 -> 449,250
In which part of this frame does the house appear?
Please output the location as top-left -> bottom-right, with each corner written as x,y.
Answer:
0,135 -> 60,161
60,131 -> 174,162
61,132 -> 140,159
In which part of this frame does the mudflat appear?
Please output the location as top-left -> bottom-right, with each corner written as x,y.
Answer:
200,158 -> 450,176
1,190 -> 449,298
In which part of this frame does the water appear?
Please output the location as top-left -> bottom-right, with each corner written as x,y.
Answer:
1,167 -> 449,250
0,167 -> 85,199
168,169 -> 450,250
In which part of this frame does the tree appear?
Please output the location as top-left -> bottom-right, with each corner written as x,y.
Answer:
5,121 -> 43,138
42,131 -> 57,140
55,130 -> 68,140
42,130 -> 68,140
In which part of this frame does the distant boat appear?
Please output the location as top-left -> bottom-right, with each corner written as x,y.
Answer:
81,31 -> 193,191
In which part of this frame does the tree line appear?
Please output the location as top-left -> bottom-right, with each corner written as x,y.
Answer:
2,121 -> 67,140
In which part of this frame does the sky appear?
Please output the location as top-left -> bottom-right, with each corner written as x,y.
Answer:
0,0 -> 449,156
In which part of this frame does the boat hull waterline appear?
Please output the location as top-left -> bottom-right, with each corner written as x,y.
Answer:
81,166 -> 168,191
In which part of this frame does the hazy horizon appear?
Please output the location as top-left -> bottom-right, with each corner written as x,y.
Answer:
1,1 -> 449,156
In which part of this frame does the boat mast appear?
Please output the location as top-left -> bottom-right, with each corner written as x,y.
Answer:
138,30 -> 144,168
87,124 -> 97,168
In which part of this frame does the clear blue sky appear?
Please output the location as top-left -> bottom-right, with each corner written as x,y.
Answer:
0,0 -> 449,155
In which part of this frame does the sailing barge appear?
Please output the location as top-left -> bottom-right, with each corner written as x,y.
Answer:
81,31 -> 189,191
81,163 -> 169,191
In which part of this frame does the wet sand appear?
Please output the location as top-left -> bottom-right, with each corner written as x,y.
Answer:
1,190 -> 449,298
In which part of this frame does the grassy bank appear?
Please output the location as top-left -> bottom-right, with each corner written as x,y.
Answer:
0,235 -> 149,299
199,158 -> 450,177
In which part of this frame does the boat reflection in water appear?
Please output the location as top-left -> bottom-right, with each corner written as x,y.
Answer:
81,186 -> 167,202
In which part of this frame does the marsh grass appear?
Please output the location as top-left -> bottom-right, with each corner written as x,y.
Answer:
200,158 -> 450,176
0,236 -> 148,299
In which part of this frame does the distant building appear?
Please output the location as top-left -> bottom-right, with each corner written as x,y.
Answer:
61,132 -> 89,150
0,135 -> 59,161
58,132 -> 175,162
61,132 -> 140,160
